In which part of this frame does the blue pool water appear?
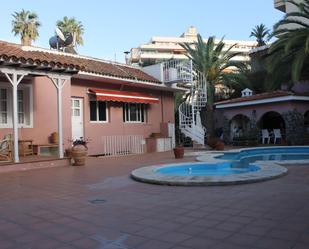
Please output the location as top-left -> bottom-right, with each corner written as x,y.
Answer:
156,147 -> 309,177
156,162 -> 259,176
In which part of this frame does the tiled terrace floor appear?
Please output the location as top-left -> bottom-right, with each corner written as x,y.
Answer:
0,152 -> 308,249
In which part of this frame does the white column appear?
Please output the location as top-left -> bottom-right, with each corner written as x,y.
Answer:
190,60 -> 195,125
1,70 -> 27,163
12,78 -> 19,162
50,77 -> 68,159
57,79 -> 64,158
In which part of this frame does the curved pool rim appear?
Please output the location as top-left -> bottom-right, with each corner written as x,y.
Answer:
196,146 -> 309,163
131,146 -> 309,186
131,162 -> 287,186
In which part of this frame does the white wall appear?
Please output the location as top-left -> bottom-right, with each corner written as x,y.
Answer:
142,64 -> 163,82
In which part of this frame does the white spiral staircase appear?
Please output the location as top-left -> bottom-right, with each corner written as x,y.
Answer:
163,60 -> 207,145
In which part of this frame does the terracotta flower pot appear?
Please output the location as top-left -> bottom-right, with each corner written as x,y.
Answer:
215,141 -> 225,151
71,144 -> 88,166
173,147 -> 184,159
51,132 -> 59,144
207,136 -> 220,149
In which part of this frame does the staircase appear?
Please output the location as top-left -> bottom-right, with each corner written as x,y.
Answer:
163,60 -> 207,145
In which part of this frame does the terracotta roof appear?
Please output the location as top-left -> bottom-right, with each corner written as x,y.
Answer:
215,90 -> 309,106
0,40 -> 161,84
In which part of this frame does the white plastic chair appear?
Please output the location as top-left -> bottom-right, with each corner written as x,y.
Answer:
261,129 -> 270,144
273,129 -> 282,144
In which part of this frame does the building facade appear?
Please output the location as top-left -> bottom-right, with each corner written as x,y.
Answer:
0,41 -> 182,162
275,0 -> 304,13
130,26 -> 256,66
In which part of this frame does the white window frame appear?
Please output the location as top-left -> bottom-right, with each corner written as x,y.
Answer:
0,88 -> 8,125
123,103 -> 146,123
89,99 -> 109,123
0,82 -> 33,128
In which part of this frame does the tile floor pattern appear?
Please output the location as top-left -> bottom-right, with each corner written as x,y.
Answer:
0,152 -> 308,249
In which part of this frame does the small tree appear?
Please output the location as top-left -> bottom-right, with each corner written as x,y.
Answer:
12,9 -> 41,46
57,16 -> 84,46
250,24 -> 270,47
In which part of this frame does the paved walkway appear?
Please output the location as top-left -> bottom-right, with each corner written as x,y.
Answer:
0,152 -> 308,249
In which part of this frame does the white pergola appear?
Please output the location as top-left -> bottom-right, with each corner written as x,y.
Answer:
0,66 -> 78,163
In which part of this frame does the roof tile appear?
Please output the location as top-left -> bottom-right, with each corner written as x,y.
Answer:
0,40 -> 161,84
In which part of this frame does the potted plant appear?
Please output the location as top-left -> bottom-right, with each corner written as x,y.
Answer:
71,137 -> 89,166
173,144 -> 184,159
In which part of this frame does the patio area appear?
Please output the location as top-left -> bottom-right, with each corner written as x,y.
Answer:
0,151 -> 308,249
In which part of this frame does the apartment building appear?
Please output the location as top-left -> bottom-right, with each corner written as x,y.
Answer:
130,26 -> 256,66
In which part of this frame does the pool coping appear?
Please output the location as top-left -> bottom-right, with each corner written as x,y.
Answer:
131,146 -> 309,186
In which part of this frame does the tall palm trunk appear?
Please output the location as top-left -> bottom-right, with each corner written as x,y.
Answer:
205,83 -> 215,136
21,36 -> 31,46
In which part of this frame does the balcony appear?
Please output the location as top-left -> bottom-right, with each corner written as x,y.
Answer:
141,59 -> 193,84
162,60 -> 192,83
274,0 -> 286,12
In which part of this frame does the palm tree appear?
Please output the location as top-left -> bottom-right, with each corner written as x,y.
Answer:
250,24 -> 270,47
11,9 -> 41,46
267,0 -> 309,83
181,34 -> 245,136
56,16 -> 84,46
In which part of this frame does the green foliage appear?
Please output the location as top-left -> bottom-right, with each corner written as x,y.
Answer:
220,50 -> 284,98
174,92 -> 184,113
250,24 -> 270,47
267,0 -> 309,83
57,16 -> 84,46
11,9 -> 41,46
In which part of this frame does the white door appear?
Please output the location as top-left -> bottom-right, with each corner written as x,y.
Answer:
71,98 -> 84,140
168,123 -> 175,148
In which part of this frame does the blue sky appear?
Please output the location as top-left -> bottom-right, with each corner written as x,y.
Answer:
0,0 -> 284,62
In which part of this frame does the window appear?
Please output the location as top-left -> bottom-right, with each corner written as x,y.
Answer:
18,90 -> 24,124
0,85 -> 32,128
0,89 -> 8,124
90,100 -> 107,122
72,99 -> 81,117
123,103 -> 146,123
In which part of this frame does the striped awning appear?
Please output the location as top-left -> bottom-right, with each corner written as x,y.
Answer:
88,88 -> 159,104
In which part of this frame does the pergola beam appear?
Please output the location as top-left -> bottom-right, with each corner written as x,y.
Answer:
0,66 -> 72,162
49,76 -> 70,158
0,68 -> 28,163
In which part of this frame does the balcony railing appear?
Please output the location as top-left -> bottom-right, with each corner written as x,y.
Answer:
163,60 -> 192,83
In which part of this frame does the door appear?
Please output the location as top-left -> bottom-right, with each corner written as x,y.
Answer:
168,123 -> 175,148
71,98 -> 84,140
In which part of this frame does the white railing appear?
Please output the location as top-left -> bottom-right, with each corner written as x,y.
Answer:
177,62 -> 207,145
163,60 -> 192,83
102,135 -> 145,156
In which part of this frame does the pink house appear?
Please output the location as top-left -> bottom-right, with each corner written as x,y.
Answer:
0,41 -> 182,163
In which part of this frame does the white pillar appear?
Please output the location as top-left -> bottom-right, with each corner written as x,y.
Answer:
190,60 -> 195,125
1,70 -> 27,163
12,78 -> 19,162
57,80 -> 64,158
50,77 -> 68,159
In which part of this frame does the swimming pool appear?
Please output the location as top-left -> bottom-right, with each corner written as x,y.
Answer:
131,146 -> 309,186
156,162 -> 260,176
215,147 -> 309,161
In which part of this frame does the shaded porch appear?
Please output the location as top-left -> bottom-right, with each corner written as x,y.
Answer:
0,62 -> 79,164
